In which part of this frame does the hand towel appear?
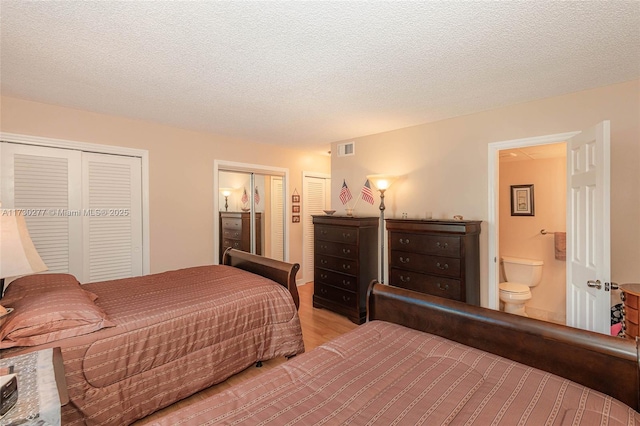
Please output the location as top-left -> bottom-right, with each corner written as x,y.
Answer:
555,232 -> 566,261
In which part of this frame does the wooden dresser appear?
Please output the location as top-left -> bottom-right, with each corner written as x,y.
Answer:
620,283 -> 640,339
312,215 -> 378,324
386,219 -> 481,305
219,212 -> 262,262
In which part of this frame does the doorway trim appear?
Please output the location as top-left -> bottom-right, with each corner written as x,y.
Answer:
487,130 -> 580,310
213,159 -> 290,264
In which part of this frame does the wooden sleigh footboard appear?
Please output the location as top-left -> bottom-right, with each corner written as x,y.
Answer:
223,248 -> 300,309
367,282 -> 640,411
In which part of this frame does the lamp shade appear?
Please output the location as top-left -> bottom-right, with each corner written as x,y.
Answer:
220,188 -> 233,197
0,211 -> 48,279
366,174 -> 398,191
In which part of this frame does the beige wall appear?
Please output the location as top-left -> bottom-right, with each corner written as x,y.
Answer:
499,156 -> 566,323
0,96 -> 331,274
331,79 -> 640,306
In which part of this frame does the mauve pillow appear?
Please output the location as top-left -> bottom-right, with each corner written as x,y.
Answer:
0,274 -> 115,349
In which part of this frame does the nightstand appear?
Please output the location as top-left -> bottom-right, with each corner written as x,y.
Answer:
0,347 -> 68,425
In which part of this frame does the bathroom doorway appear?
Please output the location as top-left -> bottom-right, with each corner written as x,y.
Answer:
487,123 -> 612,334
498,143 -> 567,324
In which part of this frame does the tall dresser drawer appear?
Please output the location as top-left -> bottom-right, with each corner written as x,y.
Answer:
389,251 -> 461,278
315,240 -> 358,260
223,228 -> 242,239
314,282 -> 356,308
315,225 -> 358,244
221,218 -> 242,229
389,268 -> 461,300
315,268 -> 357,292
222,239 -> 242,250
389,232 -> 461,257
315,255 -> 356,275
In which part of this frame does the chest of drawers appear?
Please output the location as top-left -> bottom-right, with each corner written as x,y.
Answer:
312,215 -> 378,324
620,283 -> 640,339
219,212 -> 262,262
386,219 -> 481,305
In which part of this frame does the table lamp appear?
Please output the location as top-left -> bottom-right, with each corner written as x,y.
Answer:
0,208 -> 48,299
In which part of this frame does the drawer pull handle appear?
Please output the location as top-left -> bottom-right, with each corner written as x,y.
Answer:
320,274 -> 328,279
320,259 -> 328,264
437,283 -> 450,291
234,232 -> 240,237
436,242 -> 448,249
342,233 -> 351,239
436,262 -> 449,270
342,248 -> 351,255
342,264 -> 350,270
342,280 -> 350,286
320,230 -> 327,235
399,238 -> 410,244
320,288 -> 327,294
320,245 -> 328,250
399,275 -> 410,283
400,257 -> 410,264
342,295 -> 350,302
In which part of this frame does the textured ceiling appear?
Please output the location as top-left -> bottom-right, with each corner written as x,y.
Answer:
1,1 -> 639,151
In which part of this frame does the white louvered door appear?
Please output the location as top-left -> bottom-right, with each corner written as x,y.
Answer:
1,143 -> 83,276
302,175 -> 330,283
1,142 -> 143,283
82,153 -> 142,282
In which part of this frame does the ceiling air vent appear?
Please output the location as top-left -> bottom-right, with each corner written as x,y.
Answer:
337,142 -> 355,157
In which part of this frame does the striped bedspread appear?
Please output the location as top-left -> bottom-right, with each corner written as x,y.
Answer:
150,320 -> 639,425
46,265 -> 303,426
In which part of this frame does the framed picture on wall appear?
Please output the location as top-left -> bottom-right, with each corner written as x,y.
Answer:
292,215 -> 300,223
292,205 -> 300,213
292,194 -> 300,203
510,184 -> 535,216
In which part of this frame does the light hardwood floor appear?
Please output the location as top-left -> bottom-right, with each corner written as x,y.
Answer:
134,282 -> 357,424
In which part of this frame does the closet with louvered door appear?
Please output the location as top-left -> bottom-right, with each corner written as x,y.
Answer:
0,142 -> 143,283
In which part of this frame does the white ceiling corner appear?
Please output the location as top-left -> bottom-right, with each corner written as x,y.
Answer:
1,1 -> 638,152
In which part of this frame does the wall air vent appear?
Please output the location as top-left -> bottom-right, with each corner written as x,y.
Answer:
337,142 -> 355,157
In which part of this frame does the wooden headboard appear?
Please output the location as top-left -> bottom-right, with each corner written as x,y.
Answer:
367,282 -> 640,411
222,248 -> 300,309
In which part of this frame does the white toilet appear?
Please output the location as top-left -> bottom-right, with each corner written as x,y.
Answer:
499,256 -> 544,316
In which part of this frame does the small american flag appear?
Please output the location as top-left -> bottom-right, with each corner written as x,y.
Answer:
241,187 -> 249,205
361,179 -> 375,204
339,179 -> 352,205
254,187 -> 260,205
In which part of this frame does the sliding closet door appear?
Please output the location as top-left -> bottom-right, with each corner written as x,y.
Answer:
1,143 -> 83,276
218,167 -> 287,262
1,142 -> 143,283
82,153 -> 142,282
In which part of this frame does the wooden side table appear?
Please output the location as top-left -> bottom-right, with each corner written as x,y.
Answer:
620,283 -> 640,339
0,347 -> 67,425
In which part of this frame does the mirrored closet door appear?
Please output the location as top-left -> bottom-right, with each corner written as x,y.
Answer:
217,166 -> 286,263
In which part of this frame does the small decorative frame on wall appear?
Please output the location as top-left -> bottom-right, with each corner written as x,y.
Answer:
292,205 -> 300,213
292,194 -> 300,203
510,184 -> 535,216
292,215 -> 300,223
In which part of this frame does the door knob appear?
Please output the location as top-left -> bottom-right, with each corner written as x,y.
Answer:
587,279 -> 602,290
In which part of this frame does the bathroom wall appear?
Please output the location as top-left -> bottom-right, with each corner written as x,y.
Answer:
499,155 -> 566,323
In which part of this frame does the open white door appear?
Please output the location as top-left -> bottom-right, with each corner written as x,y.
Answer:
566,121 -> 610,334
